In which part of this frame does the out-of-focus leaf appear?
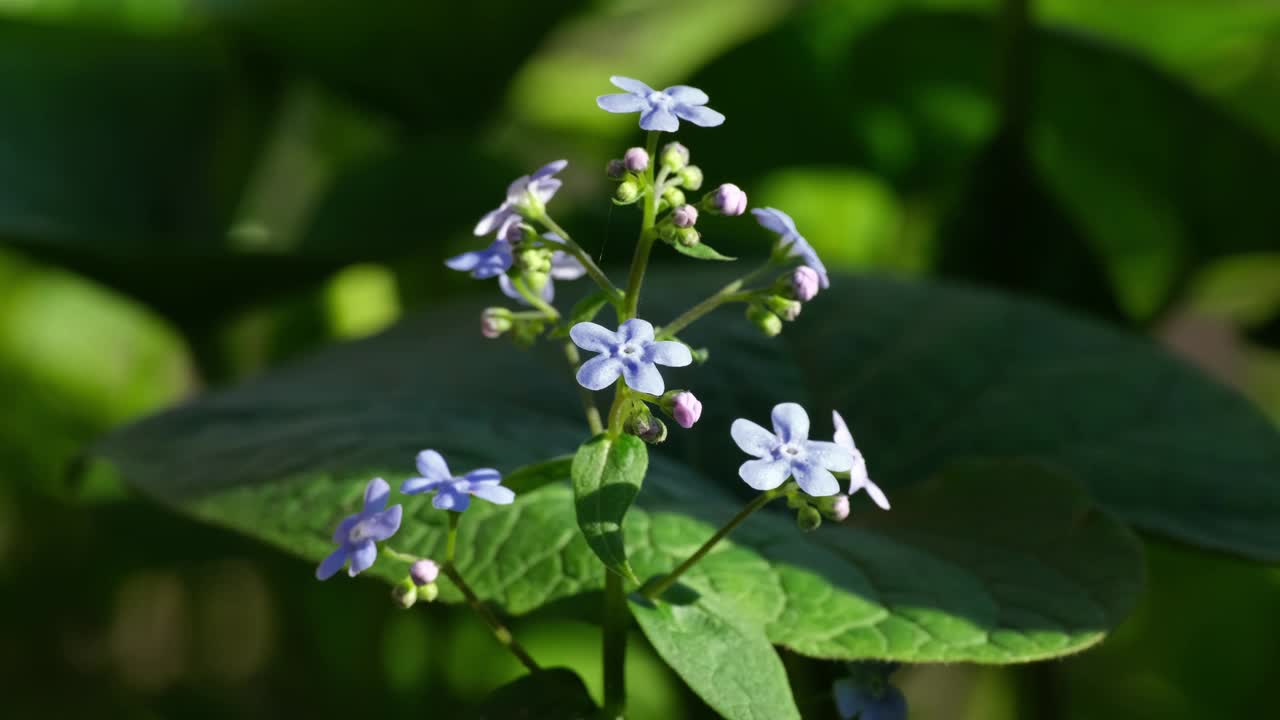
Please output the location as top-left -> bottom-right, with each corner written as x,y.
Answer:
465,668 -> 598,720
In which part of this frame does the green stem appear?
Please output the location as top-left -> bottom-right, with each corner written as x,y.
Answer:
641,486 -> 787,600
565,343 -> 604,434
656,263 -> 776,339
620,131 -> 661,321
538,214 -> 622,304
513,277 -> 560,320
445,511 -> 460,563
441,563 -> 541,672
602,571 -> 628,718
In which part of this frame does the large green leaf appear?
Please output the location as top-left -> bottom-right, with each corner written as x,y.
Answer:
572,434 -> 647,581
466,668 -> 597,720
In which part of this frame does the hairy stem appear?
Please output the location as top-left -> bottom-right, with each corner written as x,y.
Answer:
641,486 -> 787,600
620,131 -> 661,321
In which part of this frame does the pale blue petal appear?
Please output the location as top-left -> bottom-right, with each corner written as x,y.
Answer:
621,359 -> 664,395
792,461 -> 839,497
433,486 -> 471,512
363,477 -> 390,511
598,93 -> 648,113
549,251 -> 586,280
751,207 -> 797,235
316,547 -> 348,580
806,440 -> 854,472
530,177 -> 562,204
463,468 -> 502,485
474,206 -> 514,236
415,450 -> 451,481
617,318 -> 655,343
532,159 -> 567,179
663,85 -> 708,105
362,505 -> 402,541
541,232 -> 565,244
771,402 -> 810,443
469,483 -> 515,505
832,410 -> 856,453
739,458 -> 790,491
331,514 -> 358,544
445,242 -> 513,279
401,476 -> 443,495
577,355 -> 624,391
833,679 -> 863,719
674,104 -> 724,127
570,322 -> 620,353
731,418 -> 778,457
857,478 -> 891,510
646,340 -> 692,367
347,540 -> 377,576
639,106 -> 679,132
610,76 -> 654,94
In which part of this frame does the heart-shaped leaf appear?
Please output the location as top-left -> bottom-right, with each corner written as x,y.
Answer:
572,433 -> 646,582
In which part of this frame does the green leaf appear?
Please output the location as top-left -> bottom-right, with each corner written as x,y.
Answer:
466,668 -> 598,720
631,592 -> 800,720
571,434 -> 646,582
671,241 -> 736,262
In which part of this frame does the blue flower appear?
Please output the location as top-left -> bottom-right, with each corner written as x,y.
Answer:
498,233 -> 586,305
446,238 -> 514,279
832,411 -> 890,510
731,403 -> 853,496
570,318 -> 692,395
752,207 -> 829,289
316,477 -> 403,580
475,160 -> 567,237
401,450 -> 515,512
596,76 -> 725,133
833,677 -> 907,720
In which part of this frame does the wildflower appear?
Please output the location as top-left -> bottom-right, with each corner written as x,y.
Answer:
401,450 -> 515,512
707,183 -> 748,216
791,266 -> 820,302
570,318 -> 692,395
752,207 -> 829,289
731,403 -> 853,496
832,411 -> 890,510
446,238 -> 514,279
596,76 -> 725,132
474,160 -> 568,237
316,478 -> 403,580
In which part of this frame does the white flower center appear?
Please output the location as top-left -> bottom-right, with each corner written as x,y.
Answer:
647,91 -> 673,109
779,442 -> 804,458
348,519 -> 376,543
618,342 -> 642,357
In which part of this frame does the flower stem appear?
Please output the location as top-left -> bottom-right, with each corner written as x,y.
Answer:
657,263 -> 776,339
620,131 -> 661,321
564,343 -> 604,434
538,214 -> 621,304
602,571 -> 628,718
445,511 -> 460,562
513,277 -> 560,320
641,485 -> 788,600
441,563 -> 541,672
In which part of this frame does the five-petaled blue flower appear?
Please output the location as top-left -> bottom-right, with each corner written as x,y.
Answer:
832,675 -> 907,720
446,237 -> 514,279
752,207 -> 829,289
732,403 -> 853,496
570,318 -> 692,395
596,76 -> 725,133
475,160 -> 567,237
316,477 -> 403,580
401,450 -> 515,512
832,411 -> 890,510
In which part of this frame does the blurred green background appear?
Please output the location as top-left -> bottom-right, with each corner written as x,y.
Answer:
1,0 -> 1278,717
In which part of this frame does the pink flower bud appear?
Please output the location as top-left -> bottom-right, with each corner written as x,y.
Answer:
829,495 -> 850,522
711,183 -> 747,216
672,204 -> 699,228
624,147 -> 649,172
791,266 -> 820,302
410,559 -> 440,586
672,391 -> 703,429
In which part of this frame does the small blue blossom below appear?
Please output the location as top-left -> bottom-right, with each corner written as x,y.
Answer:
833,677 -> 907,720
596,76 -> 725,132
446,237 -> 514,279
752,207 -> 830,289
833,410 -> 890,510
401,450 -> 515,513
316,477 -> 403,580
731,402 -> 853,496
570,318 -> 693,395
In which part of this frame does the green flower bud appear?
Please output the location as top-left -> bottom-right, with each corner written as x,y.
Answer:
690,347 -> 710,364
662,187 -> 686,208
392,577 -> 417,609
747,304 -> 783,337
481,307 -> 513,339
678,165 -> 704,191
627,409 -> 668,445
661,141 -> 690,172
675,227 -> 701,247
615,180 -> 641,204
419,582 -> 439,603
765,295 -> 802,322
517,248 -> 553,274
797,505 -> 823,532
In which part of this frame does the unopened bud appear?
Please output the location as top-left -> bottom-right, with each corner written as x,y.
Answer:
662,187 -> 686,208
419,582 -> 439,603
821,495 -> 851,522
606,158 -> 626,179
624,146 -> 649,173
675,227 -> 701,247
797,505 -> 823,532
690,347 -> 710,364
410,559 -> 440,586
665,391 -> 702,429
765,295 -> 802,322
517,248 -> 553,274
392,578 -> 417,609
707,183 -> 748,216
628,412 -> 668,444
678,165 -> 704,191
615,180 -> 641,204
481,308 -> 512,339
672,204 -> 699,228
790,266 -> 820,302
661,141 -> 689,171
747,304 -> 783,337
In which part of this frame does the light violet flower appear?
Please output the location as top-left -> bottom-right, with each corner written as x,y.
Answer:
316,478 -> 403,580
710,183 -> 748,216
792,266 -> 820,302
753,207 -> 829,289
571,318 -> 692,395
498,234 -> 585,305
624,147 -> 649,172
596,76 -> 725,132
474,160 -> 567,237
672,204 -> 699,228
446,238 -> 514,279
833,677 -> 907,720
833,411 -> 890,510
731,403 -> 853,496
410,559 -> 439,586
401,450 -> 515,512
672,391 -> 702,429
